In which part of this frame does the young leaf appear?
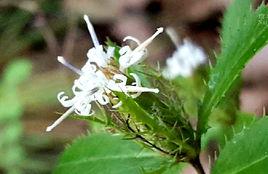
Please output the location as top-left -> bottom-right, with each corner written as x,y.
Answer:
212,117 -> 268,174
198,0 -> 268,135
53,133 -> 172,174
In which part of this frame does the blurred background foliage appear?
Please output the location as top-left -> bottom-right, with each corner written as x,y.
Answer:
0,0 -> 267,173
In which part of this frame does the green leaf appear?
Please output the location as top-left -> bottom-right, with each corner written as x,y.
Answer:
201,112 -> 256,149
147,163 -> 186,174
212,117 -> 268,174
198,0 -> 268,135
54,133 -> 171,174
161,163 -> 186,174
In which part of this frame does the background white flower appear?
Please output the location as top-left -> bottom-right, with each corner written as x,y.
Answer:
163,28 -> 207,79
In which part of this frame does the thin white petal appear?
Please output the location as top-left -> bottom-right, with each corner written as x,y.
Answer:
133,27 -> 163,53
84,15 -> 100,47
46,106 -> 75,132
57,56 -> 81,75
124,86 -> 159,93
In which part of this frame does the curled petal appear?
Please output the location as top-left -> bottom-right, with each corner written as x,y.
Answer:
130,73 -> 141,86
57,91 -> 67,101
87,46 -> 103,67
81,61 -> 97,73
123,36 -> 141,45
119,46 -> 132,56
129,73 -> 142,98
74,100 -> 94,115
72,82 -> 82,95
119,49 -> 146,72
96,93 -> 110,105
87,46 -> 111,68
72,79 -> 93,94
57,92 -> 76,107
112,74 -> 127,85
112,98 -> 122,109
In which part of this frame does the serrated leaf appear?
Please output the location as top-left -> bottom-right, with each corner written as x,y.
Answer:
198,0 -> 268,135
54,133 -> 171,174
212,117 -> 268,174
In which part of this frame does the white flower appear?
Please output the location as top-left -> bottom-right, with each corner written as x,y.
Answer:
46,15 -> 162,132
119,27 -> 164,72
163,28 -> 207,79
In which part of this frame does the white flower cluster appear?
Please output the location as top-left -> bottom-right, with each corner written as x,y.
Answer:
46,15 -> 163,132
163,28 -> 207,79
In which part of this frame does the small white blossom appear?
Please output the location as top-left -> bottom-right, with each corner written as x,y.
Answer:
163,28 -> 207,79
46,15 -> 162,132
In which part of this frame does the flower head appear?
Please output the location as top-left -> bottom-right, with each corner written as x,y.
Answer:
163,28 -> 207,79
46,15 -> 162,132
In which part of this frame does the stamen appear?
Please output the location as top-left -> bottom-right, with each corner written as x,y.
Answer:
46,106 -> 75,132
83,15 -> 100,47
57,56 -> 81,75
134,27 -> 164,53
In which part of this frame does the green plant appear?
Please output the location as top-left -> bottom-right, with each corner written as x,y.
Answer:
51,0 -> 268,173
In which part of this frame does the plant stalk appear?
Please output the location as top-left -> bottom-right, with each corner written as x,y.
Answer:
191,157 -> 205,174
